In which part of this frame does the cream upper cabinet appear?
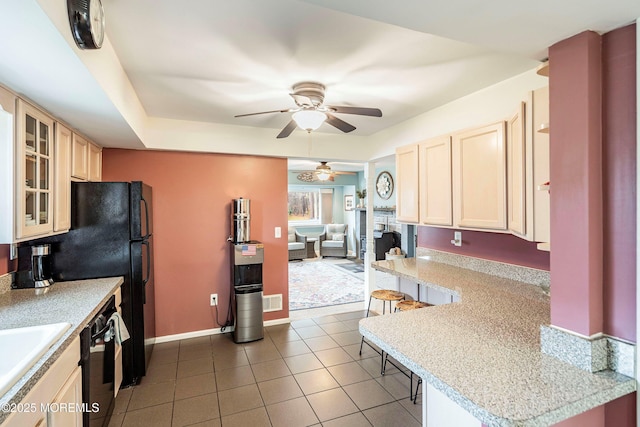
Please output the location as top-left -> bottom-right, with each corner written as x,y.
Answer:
54,123 -> 72,233
0,89 -> 73,243
507,103 -> 526,237
16,100 -> 55,240
452,122 -> 507,230
419,136 -> 452,226
72,133 -> 102,182
395,144 -> 420,223
88,142 -> 102,182
71,133 -> 89,180
0,87 -> 17,244
529,86 -> 550,248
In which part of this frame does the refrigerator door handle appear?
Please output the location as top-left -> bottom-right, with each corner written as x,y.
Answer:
141,195 -> 151,239
142,240 -> 150,304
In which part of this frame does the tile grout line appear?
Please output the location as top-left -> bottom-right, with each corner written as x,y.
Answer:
112,310 -> 421,427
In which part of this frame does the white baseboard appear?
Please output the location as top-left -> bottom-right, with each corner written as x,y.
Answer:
264,317 -> 291,327
154,317 -> 291,344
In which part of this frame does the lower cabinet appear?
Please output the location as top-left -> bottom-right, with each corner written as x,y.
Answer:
2,336 -> 81,427
425,384 -> 481,427
47,367 -> 82,427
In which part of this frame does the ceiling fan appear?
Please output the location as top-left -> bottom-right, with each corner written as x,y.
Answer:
234,82 -> 382,138
293,161 -> 356,182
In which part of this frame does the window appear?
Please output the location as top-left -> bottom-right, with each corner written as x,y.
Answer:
288,190 -> 319,222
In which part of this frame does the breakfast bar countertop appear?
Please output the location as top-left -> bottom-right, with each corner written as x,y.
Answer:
0,277 -> 124,423
362,257 -> 635,426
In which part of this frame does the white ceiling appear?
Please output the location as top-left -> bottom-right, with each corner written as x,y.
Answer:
0,0 -> 638,171
104,0 -> 539,137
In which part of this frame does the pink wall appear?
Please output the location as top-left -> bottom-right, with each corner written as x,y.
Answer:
102,149 -> 289,337
602,24 -> 637,342
417,227 -> 550,270
549,30 -> 604,337
0,244 -> 14,275
550,26 -> 637,427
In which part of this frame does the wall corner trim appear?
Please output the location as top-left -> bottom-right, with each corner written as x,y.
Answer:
540,324 -> 635,377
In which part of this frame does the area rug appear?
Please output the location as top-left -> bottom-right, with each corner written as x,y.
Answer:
335,262 -> 365,274
289,261 -> 365,310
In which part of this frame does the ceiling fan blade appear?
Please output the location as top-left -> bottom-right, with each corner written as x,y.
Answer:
326,106 -> 382,117
234,109 -> 290,118
276,120 -> 297,139
325,113 -> 356,133
333,171 -> 356,175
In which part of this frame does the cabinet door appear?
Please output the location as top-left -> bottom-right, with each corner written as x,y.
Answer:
419,136 -> 452,226
88,142 -> 102,182
71,134 -> 88,180
16,100 -> 55,239
395,144 -> 419,223
532,86 -> 550,246
452,122 -> 506,230
507,103 -> 526,237
54,123 -> 72,232
47,366 -> 82,427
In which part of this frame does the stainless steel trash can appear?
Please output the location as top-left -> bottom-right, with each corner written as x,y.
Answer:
233,284 -> 264,343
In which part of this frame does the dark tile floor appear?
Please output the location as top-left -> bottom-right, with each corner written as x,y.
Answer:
107,310 -> 422,427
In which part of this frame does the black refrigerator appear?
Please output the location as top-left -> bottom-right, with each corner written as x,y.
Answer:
39,181 -> 156,386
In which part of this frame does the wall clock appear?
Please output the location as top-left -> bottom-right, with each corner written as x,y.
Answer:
376,171 -> 394,200
67,0 -> 105,49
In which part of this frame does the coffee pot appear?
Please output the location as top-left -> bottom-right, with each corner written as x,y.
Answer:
13,244 -> 55,289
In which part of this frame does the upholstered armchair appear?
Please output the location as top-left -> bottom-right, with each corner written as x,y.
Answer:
288,227 -> 307,261
319,224 -> 348,258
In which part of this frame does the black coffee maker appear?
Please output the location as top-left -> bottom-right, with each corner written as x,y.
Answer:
13,244 -> 55,289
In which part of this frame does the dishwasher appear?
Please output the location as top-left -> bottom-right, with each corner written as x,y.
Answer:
80,295 -> 116,427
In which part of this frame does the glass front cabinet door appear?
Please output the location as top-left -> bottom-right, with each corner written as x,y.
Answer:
16,100 -> 54,239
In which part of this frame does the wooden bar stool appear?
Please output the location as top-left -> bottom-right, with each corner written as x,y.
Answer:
395,300 -> 431,312
359,289 -> 405,374
388,299 -> 433,403
368,289 -> 405,315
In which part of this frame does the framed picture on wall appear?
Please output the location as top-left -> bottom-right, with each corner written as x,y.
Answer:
344,195 -> 354,211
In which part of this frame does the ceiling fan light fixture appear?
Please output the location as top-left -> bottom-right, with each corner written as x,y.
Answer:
292,110 -> 327,132
316,170 -> 331,181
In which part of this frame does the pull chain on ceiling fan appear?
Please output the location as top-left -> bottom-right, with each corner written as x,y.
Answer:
234,82 -> 382,138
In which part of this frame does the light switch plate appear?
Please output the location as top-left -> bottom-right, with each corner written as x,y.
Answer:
275,227 -> 281,238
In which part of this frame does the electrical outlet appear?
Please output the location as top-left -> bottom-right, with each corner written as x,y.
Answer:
210,294 -> 218,306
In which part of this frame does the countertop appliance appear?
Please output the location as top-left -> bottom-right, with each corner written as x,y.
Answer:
34,181 -> 155,387
13,244 -> 54,288
80,295 -> 116,427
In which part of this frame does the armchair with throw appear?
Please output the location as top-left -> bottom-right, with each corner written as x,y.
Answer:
319,224 -> 348,258
288,227 -> 307,261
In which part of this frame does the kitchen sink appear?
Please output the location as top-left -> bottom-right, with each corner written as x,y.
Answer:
0,322 -> 71,397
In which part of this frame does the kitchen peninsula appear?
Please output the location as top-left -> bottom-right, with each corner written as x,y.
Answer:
361,254 -> 635,426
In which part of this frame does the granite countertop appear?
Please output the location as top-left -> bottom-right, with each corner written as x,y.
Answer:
362,257 -> 635,426
0,277 -> 123,423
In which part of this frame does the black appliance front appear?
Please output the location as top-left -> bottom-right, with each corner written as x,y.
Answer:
233,264 -> 263,286
80,295 -> 116,427
37,181 -> 155,387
